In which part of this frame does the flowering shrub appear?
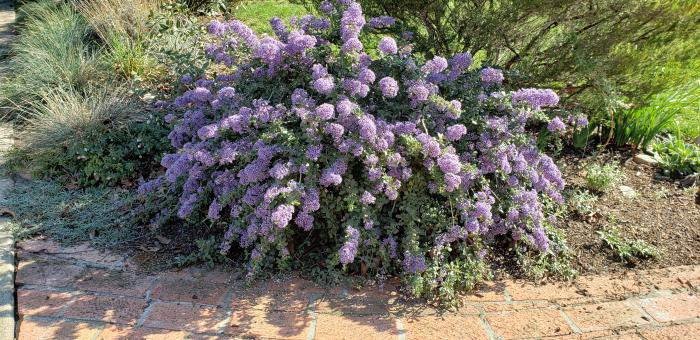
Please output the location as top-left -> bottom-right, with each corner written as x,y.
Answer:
143,0 -> 576,302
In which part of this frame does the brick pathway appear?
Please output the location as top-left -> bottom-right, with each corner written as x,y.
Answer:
13,238 -> 700,339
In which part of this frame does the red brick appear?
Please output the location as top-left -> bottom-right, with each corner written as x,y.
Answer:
563,301 -> 650,332
314,314 -> 399,339
63,295 -> 147,325
482,301 -> 552,313
505,280 -> 583,301
643,266 -> 700,290
16,238 -> 62,253
574,273 -> 650,299
463,281 -> 507,302
486,309 -> 573,339
229,288 -> 313,312
142,302 -> 227,333
639,323 -> 700,339
557,330 -> 642,339
15,259 -> 84,287
316,296 -> 389,315
267,276 -> 321,293
224,309 -> 310,339
162,265 -> 235,284
17,318 -> 102,340
389,303 -> 479,317
403,315 -> 488,340
151,278 -> 228,305
639,293 -> 700,322
97,325 -> 189,339
75,268 -> 153,298
17,289 -> 75,317
54,243 -> 125,268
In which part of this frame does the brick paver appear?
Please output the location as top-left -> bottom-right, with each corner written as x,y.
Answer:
142,302 -> 228,333
12,238 -> 700,339
63,295 -> 148,325
563,301 -> 650,332
17,289 -> 75,317
486,309 -> 574,339
639,293 -> 700,323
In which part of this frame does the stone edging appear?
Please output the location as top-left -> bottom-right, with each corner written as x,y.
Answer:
0,231 -> 15,340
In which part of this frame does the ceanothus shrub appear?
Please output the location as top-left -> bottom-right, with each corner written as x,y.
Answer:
141,0 -> 576,302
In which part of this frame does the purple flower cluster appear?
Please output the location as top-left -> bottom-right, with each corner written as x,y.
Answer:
480,67 -> 504,86
339,226 -> 360,264
145,1 -> 569,291
378,37 -> 397,55
512,88 -> 560,110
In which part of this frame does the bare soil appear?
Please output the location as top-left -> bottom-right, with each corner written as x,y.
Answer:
559,150 -> 700,275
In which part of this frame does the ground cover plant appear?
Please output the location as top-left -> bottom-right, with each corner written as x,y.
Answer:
653,135 -> 700,177
141,0 -> 585,304
585,163 -> 624,193
597,227 -> 659,263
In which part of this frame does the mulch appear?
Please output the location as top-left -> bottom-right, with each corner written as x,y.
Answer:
559,150 -> 700,275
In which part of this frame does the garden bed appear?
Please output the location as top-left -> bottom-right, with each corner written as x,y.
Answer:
560,151 -> 700,274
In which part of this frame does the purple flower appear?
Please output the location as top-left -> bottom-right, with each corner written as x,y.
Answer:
360,191 -> 376,205
532,227 -> 549,251
340,3 -> 365,42
255,38 -> 282,64
341,38 -> 363,53
357,68 -> 376,84
217,87 -> 236,100
402,252 -> 427,273
313,77 -> 335,95
315,103 -> 335,120
576,115 -> 589,127
320,159 -> 347,186
286,31 -> 317,54
437,153 -> 461,174
512,88 -> 560,110
358,115 -> 377,140
408,84 -> 430,102
208,199 -> 222,220
319,1 -> 334,14
339,226 -> 360,264
295,212 -> 314,231
324,123 -> 345,141
368,16 -> 395,28
269,161 -> 291,180
271,204 -> 295,228
422,56 -> 448,74
444,173 -> 461,192
197,124 -> 219,140
269,17 -> 289,41
448,52 -> 472,79
180,74 -> 193,84
306,145 -> 322,161
547,116 -> 566,133
480,67 -> 504,86
446,124 -> 467,141
378,37 -> 398,55
343,79 -> 369,97
311,64 -> 328,80
378,77 -> 399,98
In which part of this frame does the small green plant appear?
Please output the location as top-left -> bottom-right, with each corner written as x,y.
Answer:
174,236 -> 231,268
566,189 -> 598,215
1,179 -> 139,249
15,87 -> 169,186
653,135 -> 700,177
585,163 -> 625,193
597,228 -> 659,263
516,226 -> 577,281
